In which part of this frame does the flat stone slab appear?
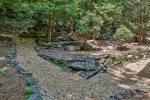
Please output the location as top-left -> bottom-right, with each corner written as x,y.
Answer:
68,57 -> 96,71
78,67 -> 107,79
137,62 -> 150,79
38,51 -> 76,61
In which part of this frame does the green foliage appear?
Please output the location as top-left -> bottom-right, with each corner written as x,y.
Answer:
0,0 -> 149,41
0,92 -> 4,97
25,86 -> 36,94
113,25 -> 135,42
0,80 -> 5,85
75,11 -> 103,35
0,70 -> 9,76
0,1 -> 34,33
121,0 -> 150,32
50,0 -> 78,16
52,59 -> 70,71
26,95 -> 30,100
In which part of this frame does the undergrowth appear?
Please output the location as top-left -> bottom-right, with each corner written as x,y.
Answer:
52,59 -> 70,71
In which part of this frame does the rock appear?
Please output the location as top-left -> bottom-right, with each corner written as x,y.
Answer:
79,66 -> 106,79
64,46 -> 77,51
135,87 -> 150,93
68,57 -> 96,71
102,50 -> 108,53
27,76 -> 37,85
104,55 -> 110,59
114,94 -> 124,100
29,88 -> 42,100
38,51 -> 52,61
137,62 -> 150,79
127,55 -> 133,58
9,59 -> 17,66
134,56 -> 139,59
105,58 -> 113,65
109,89 -> 135,100
119,89 -> 135,96
113,60 -> 122,66
35,45 -> 50,51
109,96 -> 116,100
79,70 -> 101,79
16,65 -> 25,73
107,45 -> 115,50
142,55 -> 147,60
85,40 -> 102,51
100,67 -> 108,73
98,56 -> 107,64
57,44 -> 62,48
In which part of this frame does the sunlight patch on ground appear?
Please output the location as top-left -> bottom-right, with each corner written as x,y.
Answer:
0,57 -> 6,61
118,84 -> 131,89
124,59 -> 150,73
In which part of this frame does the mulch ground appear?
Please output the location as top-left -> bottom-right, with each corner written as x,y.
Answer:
0,41 -> 26,100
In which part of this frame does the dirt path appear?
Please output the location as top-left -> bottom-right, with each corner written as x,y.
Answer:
16,43 -> 124,100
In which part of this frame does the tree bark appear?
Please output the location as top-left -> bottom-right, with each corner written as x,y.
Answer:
48,13 -> 52,43
138,25 -> 145,44
69,17 -> 74,35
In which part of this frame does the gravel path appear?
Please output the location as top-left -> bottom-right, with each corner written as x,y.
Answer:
16,43 -> 123,100
16,41 -> 150,100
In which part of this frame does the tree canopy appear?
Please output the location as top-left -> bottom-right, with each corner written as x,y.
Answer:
0,0 -> 149,43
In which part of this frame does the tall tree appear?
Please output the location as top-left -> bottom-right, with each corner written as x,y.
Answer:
121,0 -> 150,43
49,0 -> 78,42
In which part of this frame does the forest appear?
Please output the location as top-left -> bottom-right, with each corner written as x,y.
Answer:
0,0 -> 150,100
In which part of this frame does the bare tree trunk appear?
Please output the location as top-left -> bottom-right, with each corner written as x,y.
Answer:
69,17 -> 74,35
140,25 -> 145,44
48,13 -> 52,43
92,32 -> 96,40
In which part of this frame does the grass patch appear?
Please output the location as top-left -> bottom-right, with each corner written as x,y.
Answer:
26,95 -> 30,100
0,70 -> 9,76
0,80 -> 5,85
25,86 -> 36,94
20,71 -> 30,78
0,92 -> 4,97
52,59 -> 70,71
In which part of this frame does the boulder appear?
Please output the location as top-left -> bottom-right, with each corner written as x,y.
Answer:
68,57 -> 97,71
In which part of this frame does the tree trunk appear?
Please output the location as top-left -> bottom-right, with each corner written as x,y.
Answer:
69,17 -> 74,35
92,32 -> 96,40
139,25 -> 145,44
48,14 -> 52,43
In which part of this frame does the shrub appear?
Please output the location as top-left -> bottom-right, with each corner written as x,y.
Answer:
113,25 -> 135,42
75,11 -> 103,36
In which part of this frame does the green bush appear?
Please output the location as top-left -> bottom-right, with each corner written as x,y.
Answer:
75,11 -> 103,36
113,25 -> 135,42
